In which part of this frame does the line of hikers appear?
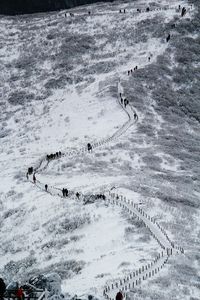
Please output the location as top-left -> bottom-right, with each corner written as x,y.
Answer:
64,3 -> 188,21
127,66 -> 138,75
46,151 -> 62,161
119,92 -> 138,120
119,93 -> 129,108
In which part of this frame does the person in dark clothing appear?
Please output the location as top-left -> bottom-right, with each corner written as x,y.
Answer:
181,7 -> 186,17
166,33 -> 171,42
124,9 -> 126,13
119,9 -> 122,13
88,11 -> 91,15
26,172 -> 29,180
128,70 -> 130,75
65,189 -> 68,197
33,173 -> 36,184
116,291 -> 123,300
87,143 -> 92,153
45,184 -> 48,192
0,278 -> 6,300
62,188 -> 65,197
148,56 -> 151,62
76,192 -> 80,199
121,97 -> 123,105
28,167 -> 33,175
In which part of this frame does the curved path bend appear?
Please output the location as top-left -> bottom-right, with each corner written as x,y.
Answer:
26,3 -> 192,296
28,80 -> 184,300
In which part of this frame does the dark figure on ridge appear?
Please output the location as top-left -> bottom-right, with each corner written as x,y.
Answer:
45,184 -> 48,192
166,33 -> 171,42
181,7 -> 186,17
33,173 -> 36,184
87,143 -> 92,153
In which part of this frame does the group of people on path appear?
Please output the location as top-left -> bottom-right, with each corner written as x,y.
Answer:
119,9 -> 126,14
119,93 -> 129,108
127,66 -> 138,76
62,188 -> 69,197
46,151 -> 62,161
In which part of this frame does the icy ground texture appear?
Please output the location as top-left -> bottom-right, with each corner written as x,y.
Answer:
0,0 -> 200,299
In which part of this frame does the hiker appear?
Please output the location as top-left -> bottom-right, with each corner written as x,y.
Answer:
116,291 -> 123,300
134,112 -> 138,120
16,287 -> 24,300
59,151 -> 61,157
62,188 -> 65,197
178,5 -> 181,11
0,278 -> 6,300
33,173 -> 36,184
65,189 -> 68,197
121,97 -> 123,105
135,66 -> 138,70
119,9 -> 122,13
130,69 -> 133,74
87,143 -> 92,153
181,7 -> 186,17
137,9 -> 141,13
28,167 -> 33,175
26,172 -> 29,180
148,56 -> 151,62
128,70 -> 130,75
45,184 -> 48,192
88,11 -> 91,15
146,7 -> 150,12
76,192 -> 80,199
124,9 -> 126,13
166,33 -> 170,42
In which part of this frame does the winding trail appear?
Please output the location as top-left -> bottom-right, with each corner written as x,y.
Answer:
29,80 -> 184,300
26,3 -> 192,299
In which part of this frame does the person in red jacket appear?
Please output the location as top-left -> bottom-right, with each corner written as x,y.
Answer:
116,291 -> 123,300
16,287 -> 25,300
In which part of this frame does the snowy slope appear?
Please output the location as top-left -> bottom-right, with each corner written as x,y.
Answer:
0,1 -> 200,300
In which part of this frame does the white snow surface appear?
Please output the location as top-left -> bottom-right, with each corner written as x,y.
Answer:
0,0 -> 196,299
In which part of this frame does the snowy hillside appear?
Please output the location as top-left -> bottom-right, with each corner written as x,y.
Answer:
0,0 -> 200,299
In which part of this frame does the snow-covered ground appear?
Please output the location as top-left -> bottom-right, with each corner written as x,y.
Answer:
0,0 -> 200,300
